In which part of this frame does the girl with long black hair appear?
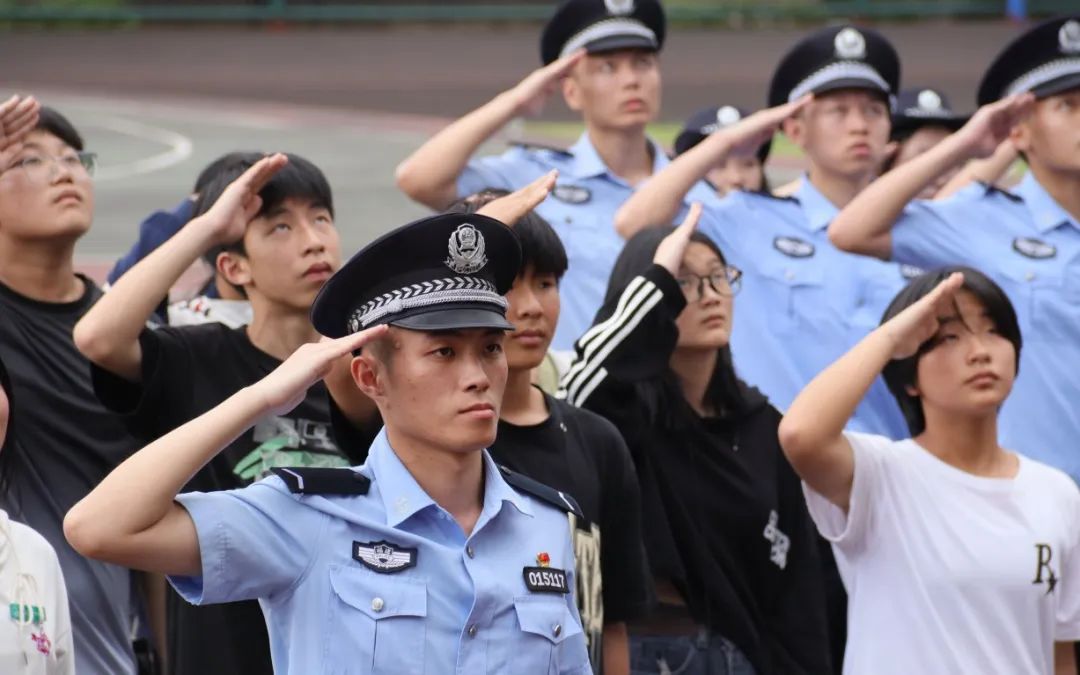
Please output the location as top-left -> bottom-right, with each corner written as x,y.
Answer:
560,206 -> 832,675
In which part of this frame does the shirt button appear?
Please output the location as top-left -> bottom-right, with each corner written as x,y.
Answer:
466,545 -> 475,558
371,597 -> 384,613
784,269 -> 795,281
552,623 -> 562,637
468,624 -> 478,638
1025,271 -> 1036,282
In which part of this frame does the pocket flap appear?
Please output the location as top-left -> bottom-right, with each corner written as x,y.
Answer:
329,565 -> 427,620
513,596 -> 582,645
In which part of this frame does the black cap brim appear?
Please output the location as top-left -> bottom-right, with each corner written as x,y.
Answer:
1031,72 -> 1080,100
584,33 -> 658,56
390,306 -> 514,332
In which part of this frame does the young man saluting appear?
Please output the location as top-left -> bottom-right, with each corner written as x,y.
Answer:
64,200 -> 593,673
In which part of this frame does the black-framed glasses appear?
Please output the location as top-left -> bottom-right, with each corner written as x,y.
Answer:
7,151 -> 97,181
676,265 -> 742,301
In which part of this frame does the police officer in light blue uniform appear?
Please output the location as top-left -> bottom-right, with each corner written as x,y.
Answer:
64,185 -> 593,673
617,24 -> 913,438
828,16 -> 1080,481
396,0 -> 715,351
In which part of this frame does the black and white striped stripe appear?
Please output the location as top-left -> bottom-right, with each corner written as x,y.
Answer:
558,275 -> 664,406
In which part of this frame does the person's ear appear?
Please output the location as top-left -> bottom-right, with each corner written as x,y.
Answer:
562,74 -> 584,113
1009,115 -> 1033,155
781,114 -> 806,148
216,250 -> 252,288
351,353 -> 386,401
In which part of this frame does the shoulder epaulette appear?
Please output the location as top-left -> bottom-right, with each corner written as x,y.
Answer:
498,465 -> 584,519
509,140 -> 574,157
983,182 -> 1024,203
270,467 -> 371,495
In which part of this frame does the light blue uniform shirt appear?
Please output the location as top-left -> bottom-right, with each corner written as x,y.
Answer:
459,132 -> 716,350
699,178 -> 913,438
169,429 -> 590,675
891,173 -> 1080,481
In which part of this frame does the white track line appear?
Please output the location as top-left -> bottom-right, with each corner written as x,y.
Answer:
86,116 -> 193,181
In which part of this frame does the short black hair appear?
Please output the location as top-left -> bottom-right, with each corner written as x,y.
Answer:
881,266 -> 1022,436
192,151 -> 258,196
447,188 -> 568,280
34,106 -> 84,151
196,152 -> 334,266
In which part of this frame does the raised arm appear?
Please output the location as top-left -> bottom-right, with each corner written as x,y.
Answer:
778,272 -> 964,510
933,138 -> 1019,200
614,96 -> 809,239
829,94 -> 1033,259
394,51 -> 584,210
64,326 -> 387,576
73,154 -> 287,381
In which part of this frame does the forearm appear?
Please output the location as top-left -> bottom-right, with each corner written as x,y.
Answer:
615,132 -> 731,238
830,134 -> 973,257
1056,642 -> 1077,675
394,91 -> 520,210
65,385 -> 267,562
74,220 -> 216,379
935,141 -> 1017,200
601,622 -> 629,675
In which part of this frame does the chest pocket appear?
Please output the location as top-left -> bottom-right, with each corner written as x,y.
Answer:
753,260 -> 836,335
486,596 -> 587,674
325,565 -> 427,675
996,254 -> 1079,344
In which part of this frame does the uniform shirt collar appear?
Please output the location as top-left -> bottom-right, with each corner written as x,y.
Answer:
367,428 -> 532,529
565,131 -> 669,182
792,176 -> 839,233
1014,172 -> 1080,234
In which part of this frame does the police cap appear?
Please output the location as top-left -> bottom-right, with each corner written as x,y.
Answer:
768,25 -> 900,107
977,16 -> 1080,105
891,87 -> 969,139
311,213 -> 522,338
540,0 -> 666,65
673,105 -> 773,162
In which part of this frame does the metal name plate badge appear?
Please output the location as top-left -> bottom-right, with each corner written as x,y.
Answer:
522,566 -> 570,594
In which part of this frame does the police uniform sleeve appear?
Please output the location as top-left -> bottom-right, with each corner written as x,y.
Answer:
169,477 -> 328,605
801,432 -> 891,552
890,186 -> 988,269
558,264 -> 686,418
90,324 -> 206,442
457,146 -> 532,197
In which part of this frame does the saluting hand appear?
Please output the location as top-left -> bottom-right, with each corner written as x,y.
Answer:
476,169 -> 557,226
953,93 -> 1035,159
0,95 -> 41,170
721,94 -> 812,159
652,202 -> 703,275
882,272 -> 965,360
253,325 -> 390,417
197,153 -> 289,247
509,50 -> 587,118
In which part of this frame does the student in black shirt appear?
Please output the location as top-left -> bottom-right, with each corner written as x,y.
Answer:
559,206 -> 832,675
74,154 -> 361,675
0,96 -> 143,675
452,186 -> 653,674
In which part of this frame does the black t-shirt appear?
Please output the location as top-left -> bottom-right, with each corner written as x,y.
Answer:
93,322 -> 350,675
560,265 -> 833,675
493,392 -> 653,668
0,275 -> 140,675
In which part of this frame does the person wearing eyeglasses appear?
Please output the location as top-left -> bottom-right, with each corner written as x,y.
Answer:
559,206 -> 832,675
0,97 -> 144,675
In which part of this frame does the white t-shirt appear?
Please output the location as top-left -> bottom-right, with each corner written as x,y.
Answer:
804,432 -> 1080,675
0,510 -> 74,675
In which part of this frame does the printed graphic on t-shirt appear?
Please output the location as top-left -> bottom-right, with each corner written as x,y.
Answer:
233,415 -> 348,481
1033,543 -> 1059,595
763,510 -> 790,569
568,512 -> 603,666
